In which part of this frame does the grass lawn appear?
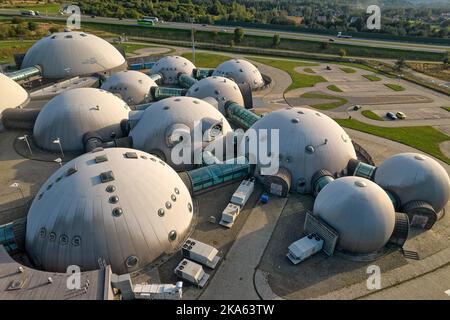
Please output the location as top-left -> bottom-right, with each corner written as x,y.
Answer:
249,57 -> 325,92
327,84 -> 343,92
361,110 -> 383,121
301,92 -> 348,110
182,52 -> 231,68
336,119 -> 450,164
362,74 -> 382,81
333,61 -> 380,73
8,3 -> 62,14
303,67 -> 316,73
384,83 -> 406,91
442,107 -> 450,112
340,67 -> 356,73
0,40 -> 35,63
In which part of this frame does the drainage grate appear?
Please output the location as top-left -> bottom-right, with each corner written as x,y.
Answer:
402,249 -> 420,260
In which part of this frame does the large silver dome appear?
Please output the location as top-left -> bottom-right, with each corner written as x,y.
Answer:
21,31 -> 127,79
374,153 -> 450,213
240,107 -> 356,193
33,88 -> 130,152
0,73 -> 29,113
130,96 -> 232,170
314,176 -> 396,254
186,76 -> 244,114
101,70 -> 157,105
149,55 -> 195,85
25,148 -> 194,274
212,59 -> 264,90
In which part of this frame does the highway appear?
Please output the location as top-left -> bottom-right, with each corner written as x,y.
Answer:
0,8 -> 449,53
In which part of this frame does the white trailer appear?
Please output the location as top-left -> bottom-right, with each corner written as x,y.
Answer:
174,259 -> 210,288
230,178 -> 255,208
182,238 -> 221,269
287,233 -> 324,264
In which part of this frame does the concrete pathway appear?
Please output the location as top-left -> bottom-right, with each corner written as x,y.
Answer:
200,196 -> 288,300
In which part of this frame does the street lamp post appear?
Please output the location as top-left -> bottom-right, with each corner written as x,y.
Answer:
18,135 -> 33,156
52,138 -> 64,158
191,18 -> 196,65
54,158 -> 63,167
10,182 -> 25,201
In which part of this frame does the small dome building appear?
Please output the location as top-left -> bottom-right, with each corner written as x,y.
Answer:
186,76 -> 244,114
25,148 -> 194,275
0,73 -> 29,114
314,176 -> 396,254
149,55 -> 195,85
33,88 -> 130,152
130,96 -> 232,170
101,70 -> 157,105
240,107 -> 356,193
374,153 -> 450,214
21,31 -> 127,79
213,59 -> 264,90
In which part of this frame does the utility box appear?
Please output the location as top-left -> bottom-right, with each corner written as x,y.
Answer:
230,179 -> 255,208
287,233 -> 324,265
174,259 -> 210,288
182,238 -> 220,269
220,203 -> 241,228
133,282 -> 183,300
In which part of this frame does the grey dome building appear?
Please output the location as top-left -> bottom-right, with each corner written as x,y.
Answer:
0,73 -> 29,114
149,55 -> 195,85
33,88 -> 130,152
21,31 -> 127,79
314,176 -> 396,254
240,107 -> 356,193
130,96 -> 232,170
186,76 -> 244,114
25,148 -> 194,275
374,153 -> 450,214
213,59 -> 264,90
101,70 -> 157,105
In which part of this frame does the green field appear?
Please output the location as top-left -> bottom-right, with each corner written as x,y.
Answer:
182,52 -> 231,68
327,84 -> 343,92
9,3 -> 62,14
362,74 -> 382,81
361,110 -> 383,121
340,67 -> 356,74
303,67 -> 315,74
336,119 -> 450,164
0,40 -> 34,63
442,107 -> 450,112
78,21 -> 446,62
248,57 -> 325,91
301,92 -> 348,110
384,83 -> 406,91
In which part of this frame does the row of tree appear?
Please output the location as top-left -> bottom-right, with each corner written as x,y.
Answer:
73,0 -> 449,38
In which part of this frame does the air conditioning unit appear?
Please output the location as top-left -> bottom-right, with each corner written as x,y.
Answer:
219,203 -> 241,228
182,238 -> 220,269
174,259 -> 209,288
287,233 -> 324,265
133,282 -> 183,300
230,178 -> 255,208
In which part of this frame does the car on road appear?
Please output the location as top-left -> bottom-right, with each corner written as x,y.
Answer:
386,112 -> 397,120
326,66 -> 332,70
396,112 -> 406,119
352,105 -> 362,111
329,38 -> 335,42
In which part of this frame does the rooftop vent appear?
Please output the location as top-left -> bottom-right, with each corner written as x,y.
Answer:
95,155 -> 108,163
100,171 -> 115,183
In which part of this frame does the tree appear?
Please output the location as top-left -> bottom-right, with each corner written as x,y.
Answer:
234,27 -> 244,43
320,42 -> 330,50
443,52 -> 450,66
395,57 -> 406,70
11,16 -> 23,24
339,48 -> 346,57
272,34 -> 280,48
49,26 -> 59,34
28,22 -> 38,31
